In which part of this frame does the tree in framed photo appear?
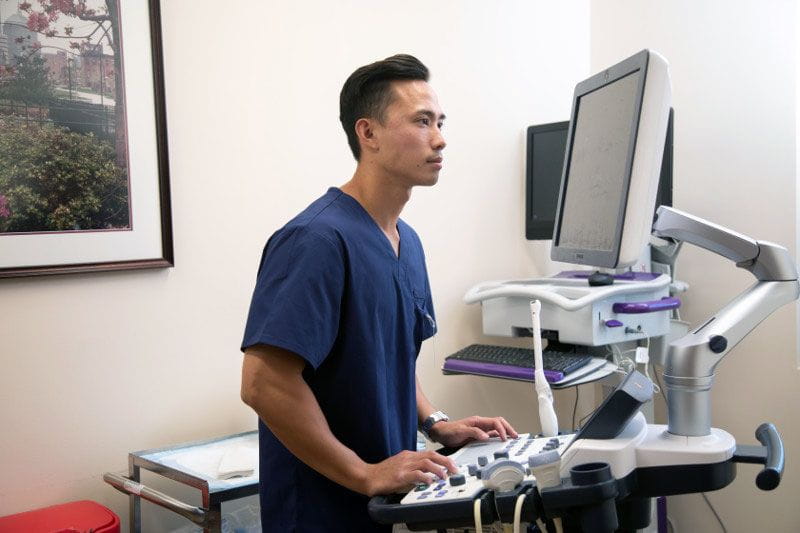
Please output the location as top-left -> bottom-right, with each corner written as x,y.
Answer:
0,0 -> 131,234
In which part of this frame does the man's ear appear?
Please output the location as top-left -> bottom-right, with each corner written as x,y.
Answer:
355,117 -> 380,154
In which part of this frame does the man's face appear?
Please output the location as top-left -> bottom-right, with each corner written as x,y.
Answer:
371,80 -> 446,188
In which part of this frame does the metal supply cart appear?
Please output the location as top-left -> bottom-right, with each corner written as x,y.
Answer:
104,431 -> 258,533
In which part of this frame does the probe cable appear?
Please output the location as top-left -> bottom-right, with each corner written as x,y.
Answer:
473,496 -> 482,531
512,489 -> 530,533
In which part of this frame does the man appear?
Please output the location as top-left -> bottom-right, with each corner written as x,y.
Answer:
240,54 -> 517,531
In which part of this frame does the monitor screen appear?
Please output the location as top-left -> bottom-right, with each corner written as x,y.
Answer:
525,110 -> 672,242
550,49 -> 671,268
525,122 -> 569,239
557,72 -> 640,252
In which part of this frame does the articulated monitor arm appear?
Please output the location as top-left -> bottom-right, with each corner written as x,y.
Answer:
651,207 -> 800,436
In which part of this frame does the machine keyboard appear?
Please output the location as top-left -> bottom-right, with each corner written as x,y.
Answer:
444,344 -> 592,382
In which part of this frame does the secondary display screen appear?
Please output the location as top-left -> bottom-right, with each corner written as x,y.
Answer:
529,129 -> 567,225
557,72 -> 640,252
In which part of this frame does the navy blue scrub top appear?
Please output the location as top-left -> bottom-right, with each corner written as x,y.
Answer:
241,187 -> 437,532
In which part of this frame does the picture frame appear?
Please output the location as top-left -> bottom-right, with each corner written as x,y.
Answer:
0,0 -> 172,278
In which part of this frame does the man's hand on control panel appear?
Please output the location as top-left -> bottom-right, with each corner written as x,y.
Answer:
361,449 -> 458,496
429,416 -> 518,448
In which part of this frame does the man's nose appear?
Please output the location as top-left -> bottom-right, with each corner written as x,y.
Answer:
433,128 -> 446,151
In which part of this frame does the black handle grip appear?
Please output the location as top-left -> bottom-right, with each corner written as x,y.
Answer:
754,423 -> 784,491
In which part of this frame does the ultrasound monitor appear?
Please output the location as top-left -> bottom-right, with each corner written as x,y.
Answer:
525,109 -> 673,241
551,49 -> 672,269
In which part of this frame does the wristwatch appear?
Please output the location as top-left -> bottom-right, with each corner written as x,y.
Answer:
420,410 -> 449,439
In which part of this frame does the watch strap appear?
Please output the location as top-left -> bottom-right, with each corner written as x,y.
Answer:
420,410 -> 449,438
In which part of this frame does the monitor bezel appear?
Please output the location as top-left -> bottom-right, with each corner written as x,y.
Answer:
551,50 -> 650,268
525,121 -> 570,240
655,108 -> 674,219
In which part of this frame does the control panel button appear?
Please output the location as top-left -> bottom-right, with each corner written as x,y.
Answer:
449,474 -> 466,486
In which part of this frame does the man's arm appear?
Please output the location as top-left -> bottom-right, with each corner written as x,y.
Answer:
241,344 -> 458,496
416,374 -> 518,448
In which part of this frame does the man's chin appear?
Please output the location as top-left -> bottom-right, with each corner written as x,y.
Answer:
417,174 -> 440,187
401,172 -> 440,189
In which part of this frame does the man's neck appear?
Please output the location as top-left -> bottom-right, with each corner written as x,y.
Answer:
340,168 -> 411,236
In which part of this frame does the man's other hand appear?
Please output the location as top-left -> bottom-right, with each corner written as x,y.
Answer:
428,416 -> 518,448
362,449 -> 458,497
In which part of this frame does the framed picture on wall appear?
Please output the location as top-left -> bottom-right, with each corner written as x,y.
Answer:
0,0 -> 172,278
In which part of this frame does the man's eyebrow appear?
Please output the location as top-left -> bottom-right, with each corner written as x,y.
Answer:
417,109 -> 447,121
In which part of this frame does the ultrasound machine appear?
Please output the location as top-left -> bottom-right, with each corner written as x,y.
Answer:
368,49 -> 796,532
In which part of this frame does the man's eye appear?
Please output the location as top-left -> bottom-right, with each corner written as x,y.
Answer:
418,118 -> 430,126
437,122 -> 444,130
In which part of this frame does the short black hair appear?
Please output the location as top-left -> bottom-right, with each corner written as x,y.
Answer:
339,54 -> 430,161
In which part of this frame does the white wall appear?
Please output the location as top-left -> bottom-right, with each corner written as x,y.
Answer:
0,1 -> 590,529
591,1 -> 798,531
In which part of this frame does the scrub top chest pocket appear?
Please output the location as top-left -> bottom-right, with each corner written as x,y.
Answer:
401,263 -> 436,345
413,289 -> 436,340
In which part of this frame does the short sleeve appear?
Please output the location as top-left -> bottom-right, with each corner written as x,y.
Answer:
241,227 -> 344,369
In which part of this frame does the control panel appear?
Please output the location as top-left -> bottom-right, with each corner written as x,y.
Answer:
400,432 -> 575,505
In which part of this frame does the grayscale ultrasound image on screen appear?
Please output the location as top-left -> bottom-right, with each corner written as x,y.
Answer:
557,72 -> 639,251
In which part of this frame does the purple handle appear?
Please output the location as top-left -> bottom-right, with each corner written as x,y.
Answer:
612,297 -> 681,314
